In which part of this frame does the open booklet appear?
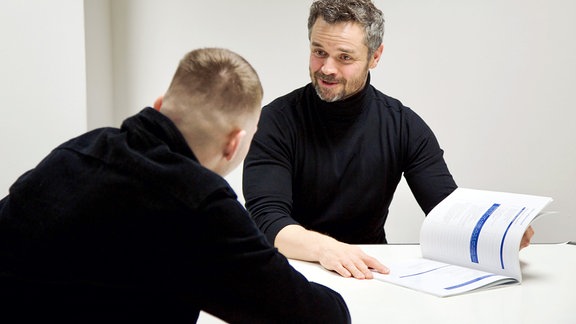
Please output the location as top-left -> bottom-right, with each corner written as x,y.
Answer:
373,188 -> 553,297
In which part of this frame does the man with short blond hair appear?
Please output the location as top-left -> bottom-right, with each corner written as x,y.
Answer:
0,48 -> 350,323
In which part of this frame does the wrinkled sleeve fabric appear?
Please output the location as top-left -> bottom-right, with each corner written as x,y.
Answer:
243,103 -> 299,246
400,108 -> 457,214
193,193 -> 350,323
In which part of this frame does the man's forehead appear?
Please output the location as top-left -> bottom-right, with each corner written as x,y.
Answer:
310,20 -> 367,54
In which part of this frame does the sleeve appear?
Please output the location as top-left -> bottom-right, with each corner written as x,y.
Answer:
196,195 -> 351,324
243,106 -> 299,245
401,109 -> 458,214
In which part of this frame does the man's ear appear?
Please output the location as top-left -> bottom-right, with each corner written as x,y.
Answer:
223,129 -> 246,161
153,96 -> 164,111
369,44 -> 384,69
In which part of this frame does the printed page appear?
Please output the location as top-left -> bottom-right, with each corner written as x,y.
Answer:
373,258 -> 518,297
419,188 -> 553,280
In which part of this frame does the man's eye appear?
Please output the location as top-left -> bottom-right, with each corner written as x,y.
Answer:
341,55 -> 352,61
314,50 -> 327,57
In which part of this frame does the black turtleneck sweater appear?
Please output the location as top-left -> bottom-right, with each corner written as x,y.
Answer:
0,108 -> 350,323
243,80 -> 457,245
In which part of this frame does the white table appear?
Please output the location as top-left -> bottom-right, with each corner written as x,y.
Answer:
199,243 -> 575,323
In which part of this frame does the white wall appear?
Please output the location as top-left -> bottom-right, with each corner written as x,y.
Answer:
0,0 -> 87,196
2,0 -> 574,244
380,0 -> 576,243
84,0 -> 115,130
103,0 -> 575,243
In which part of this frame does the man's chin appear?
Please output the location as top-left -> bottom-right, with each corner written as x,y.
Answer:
315,87 -> 342,102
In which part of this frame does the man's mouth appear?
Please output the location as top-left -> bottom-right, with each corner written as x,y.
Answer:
319,78 -> 339,86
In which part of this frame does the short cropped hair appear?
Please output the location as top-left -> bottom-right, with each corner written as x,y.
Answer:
308,0 -> 384,56
165,48 -> 263,118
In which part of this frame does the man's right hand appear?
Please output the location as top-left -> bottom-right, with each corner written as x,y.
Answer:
275,225 -> 389,279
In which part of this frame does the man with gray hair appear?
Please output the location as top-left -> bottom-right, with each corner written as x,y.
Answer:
243,0 -> 457,279
244,0 -> 536,281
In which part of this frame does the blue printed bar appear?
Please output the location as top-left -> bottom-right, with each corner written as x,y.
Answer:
470,204 -> 500,263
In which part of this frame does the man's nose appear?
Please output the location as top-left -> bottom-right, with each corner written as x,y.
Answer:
320,57 -> 338,75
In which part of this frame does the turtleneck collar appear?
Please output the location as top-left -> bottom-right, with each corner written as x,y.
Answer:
121,107 -> 196,160
313,73 -> 371,122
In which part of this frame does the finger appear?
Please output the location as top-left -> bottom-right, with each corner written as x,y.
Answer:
364,255 -> 389,275
526,226 -> 535,238
343,262 -> 366,280
520,236 -> 530,249
353,260 -> 373,279
362,267 -> 374,279
520,226 -> 535,250
333,264 -> 352,278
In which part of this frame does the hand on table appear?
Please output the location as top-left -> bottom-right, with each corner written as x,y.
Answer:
317,240 -> 389,279
275,225 -> 389,280
316,225 -> 534,278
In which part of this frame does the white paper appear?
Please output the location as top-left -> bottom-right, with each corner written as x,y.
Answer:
375,188 -> 553,297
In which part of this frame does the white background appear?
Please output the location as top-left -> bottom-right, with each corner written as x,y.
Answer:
1,0 -> 574,243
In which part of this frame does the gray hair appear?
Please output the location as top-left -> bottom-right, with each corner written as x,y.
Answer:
307,0 -> 384,56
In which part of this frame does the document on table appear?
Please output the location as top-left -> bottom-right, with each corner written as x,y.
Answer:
374,188 -> 553,297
